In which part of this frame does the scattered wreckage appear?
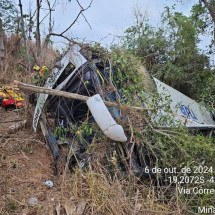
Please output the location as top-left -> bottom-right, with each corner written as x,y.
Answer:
0,85 -> 24,110
18,44 -> 215,175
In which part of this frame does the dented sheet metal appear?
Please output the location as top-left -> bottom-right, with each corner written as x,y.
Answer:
32,44 -> 215,176
153,77 -> 215,128
33,44 -> 87,131
33,44 -> 127,143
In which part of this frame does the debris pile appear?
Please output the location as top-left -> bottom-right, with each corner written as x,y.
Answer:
17,43 -> 215,180
0,84 -> 24,110
1,43 -> 215,214
29,44 -> 132,174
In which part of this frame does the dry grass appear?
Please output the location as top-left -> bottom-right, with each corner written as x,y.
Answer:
0,107 -> 185,215
59,168 -> 178,215
0,42 -> 202,215
0,35 -> 58,84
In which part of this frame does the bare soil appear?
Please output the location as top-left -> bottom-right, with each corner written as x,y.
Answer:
0,106 -> 176,215
0,107 -> 63,215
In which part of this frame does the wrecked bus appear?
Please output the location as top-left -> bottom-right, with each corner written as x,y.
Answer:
32,44 -> 215,173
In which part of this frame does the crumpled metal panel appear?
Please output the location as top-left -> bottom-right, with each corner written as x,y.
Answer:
153,77 -> 215,128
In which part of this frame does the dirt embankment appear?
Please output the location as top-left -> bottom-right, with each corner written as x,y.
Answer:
0,107 -> 63,215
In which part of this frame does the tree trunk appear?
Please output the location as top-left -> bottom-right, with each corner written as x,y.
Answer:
0,19 -> 5,62
44,0 -> 53,47
201,0 -> 215,44
36,0 -> 41,55
18,0 -> 27,46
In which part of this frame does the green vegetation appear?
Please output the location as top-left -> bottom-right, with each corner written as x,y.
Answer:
123,5 -> 215,103
1,1 -> 215,214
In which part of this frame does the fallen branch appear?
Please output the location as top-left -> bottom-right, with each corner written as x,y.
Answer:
14,80 -> 152,111
0,119 -> 25,124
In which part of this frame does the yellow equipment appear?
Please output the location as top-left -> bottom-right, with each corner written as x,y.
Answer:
0,87 -> 9,98
0,85 -> 24,102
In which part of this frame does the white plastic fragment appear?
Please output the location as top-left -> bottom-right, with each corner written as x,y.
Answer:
28,197 -> 39,206
86,94 -> 127,142
44,179 -> 54,188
